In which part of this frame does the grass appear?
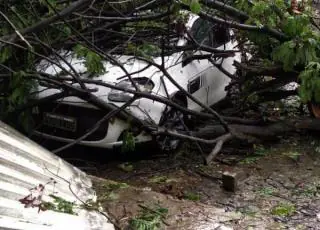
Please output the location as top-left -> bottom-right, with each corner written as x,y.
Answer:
237,207 -> 257,217
258,187 -> 276,196
293,182 -> 320,197
311,139 -> 320,154
281,151 -> 301,161
129,204 -> 168,230
239,156 -> 260,164
271,203 -> 296,217
106,182 -> 129,190
239,145 -> 270,165
118,162 -> 134,172
97,181 -> 129,201
183,191 -> 201,201
92,181 -> 130,202
148,176 -> 177,184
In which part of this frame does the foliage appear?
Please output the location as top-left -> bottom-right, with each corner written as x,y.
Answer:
235,0 -> 320,104
181,0 -> 201,14
126,42 -> 161,59
183,191 -> 201,201
281,150 -> 301,161
272,38 -> 319,71
106,182 -> 129,190
149,175 -> 177,184
2,0 -> 320,131
271,202 -> 296,217
258,186 -> 276,196
239,145 -> 269,164
129,204 -> 168,230
42,194 -> 77,215
74,45 -> 106,75
121,131 -> 136,152
94,181 -> 129,202
190,0 -> 201,14
118,162 -> 134,172
311,139 -> 320,154
237,206 -> 257,217
299,62 -> 320,103
7,71 -> 35,111
239,156 -> 260,164
293,181 -> 320,197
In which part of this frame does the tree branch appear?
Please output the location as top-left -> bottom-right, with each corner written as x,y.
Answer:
200,0 -> 249,22
205,133 -> 232,164
52,96 -> 138,153
0,0 -> 91,44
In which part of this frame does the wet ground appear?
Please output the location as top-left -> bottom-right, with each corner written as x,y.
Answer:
43,132 -> 320,229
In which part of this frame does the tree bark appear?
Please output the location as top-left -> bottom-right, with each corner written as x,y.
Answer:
192,118 -> 320,141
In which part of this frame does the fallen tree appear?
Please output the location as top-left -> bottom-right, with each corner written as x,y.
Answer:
1,0 -> 320,164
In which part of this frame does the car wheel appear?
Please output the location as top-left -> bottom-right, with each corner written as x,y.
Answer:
156,95 -> 187,153
308,101 -> 320,118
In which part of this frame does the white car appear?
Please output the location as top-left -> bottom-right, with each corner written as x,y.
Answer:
32,14 -> 241,151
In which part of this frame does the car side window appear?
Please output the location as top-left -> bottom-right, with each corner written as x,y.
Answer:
190,19 -> 213,47
190,18 -> 231,48
188,76 -> 201,94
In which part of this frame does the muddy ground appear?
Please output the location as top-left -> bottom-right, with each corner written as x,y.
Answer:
52,132 -> 320,229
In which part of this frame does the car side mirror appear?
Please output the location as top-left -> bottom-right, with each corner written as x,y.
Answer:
182,51 -> 193,67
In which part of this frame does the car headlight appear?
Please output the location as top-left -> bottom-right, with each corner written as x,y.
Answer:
108,77 -> 154,102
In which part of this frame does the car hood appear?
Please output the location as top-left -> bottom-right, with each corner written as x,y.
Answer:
36,52 -> 186,106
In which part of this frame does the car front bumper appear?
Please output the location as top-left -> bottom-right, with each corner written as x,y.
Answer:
31,102 -> 153,148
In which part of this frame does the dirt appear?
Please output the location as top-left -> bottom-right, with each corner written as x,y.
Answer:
91,176 -> 243,229
88,134 -> 320,229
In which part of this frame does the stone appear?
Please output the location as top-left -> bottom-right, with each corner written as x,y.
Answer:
222,171 -> 245,192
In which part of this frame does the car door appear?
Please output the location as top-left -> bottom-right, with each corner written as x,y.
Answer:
183,18 -> 214,111
206,24 -> 236,106
186,71 -> 209,111
187,18 -> 237,107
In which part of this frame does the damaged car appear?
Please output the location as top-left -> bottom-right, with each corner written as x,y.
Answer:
32,15 -> 241,151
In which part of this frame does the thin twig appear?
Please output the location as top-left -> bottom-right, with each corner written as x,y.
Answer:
0,10 -> 32,48
52,97 -> 138,153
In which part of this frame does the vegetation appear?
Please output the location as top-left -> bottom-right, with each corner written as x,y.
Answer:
271,202 -> 296,217
183,191 -> 201,201
43,195 -> 77,215
129,204 -> 168,230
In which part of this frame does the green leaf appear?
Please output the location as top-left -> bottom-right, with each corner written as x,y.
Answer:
0,46 -> 11,63
298,62 -> 320,103
73,45 -> 106,74
190,0 -> 201,14
121,131 -> 136,152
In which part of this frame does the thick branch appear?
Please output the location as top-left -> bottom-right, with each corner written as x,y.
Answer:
199,12 -> 289,41
200,0 -> 249,21
205,133 -> 232,164
1,0 -> 91,44
192,118 -> 320,140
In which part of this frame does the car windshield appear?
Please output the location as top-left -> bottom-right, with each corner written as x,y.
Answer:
190,18 -> 231,48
